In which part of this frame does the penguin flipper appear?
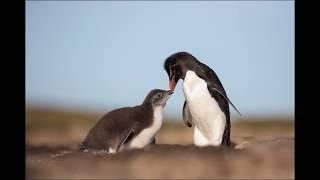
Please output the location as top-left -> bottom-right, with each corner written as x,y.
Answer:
207,84 -> 242,116
183,101 -> 193,127
115,126 -> 136,152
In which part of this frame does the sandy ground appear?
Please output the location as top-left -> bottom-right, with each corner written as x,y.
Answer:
26,108 -> 294,179
27,139 -> 293,179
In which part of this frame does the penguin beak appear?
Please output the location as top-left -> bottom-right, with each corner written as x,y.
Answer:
169,75 -> 176,92
162,90 -> 173,106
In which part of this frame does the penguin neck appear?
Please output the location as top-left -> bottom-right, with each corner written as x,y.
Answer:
151,105 -> 164,130
141,102 -> 162,116
141,101 -> 153,111
152,105 -> 164,117
141,103 -> 164,117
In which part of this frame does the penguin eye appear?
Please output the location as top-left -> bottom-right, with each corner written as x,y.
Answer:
157,94 -> 162,98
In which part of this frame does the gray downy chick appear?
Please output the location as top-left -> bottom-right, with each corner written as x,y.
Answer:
80,89 -> 173,154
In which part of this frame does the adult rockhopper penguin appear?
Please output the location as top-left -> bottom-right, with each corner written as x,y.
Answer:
164,52 -> 241,147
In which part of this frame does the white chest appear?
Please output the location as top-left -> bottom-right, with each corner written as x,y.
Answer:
183,71 -> 226,146
127,106 -> 163,149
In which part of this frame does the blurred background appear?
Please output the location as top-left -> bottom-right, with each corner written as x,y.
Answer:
26,1 -> 294,178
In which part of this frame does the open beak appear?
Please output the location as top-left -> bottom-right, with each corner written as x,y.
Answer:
169,75 -> 176,92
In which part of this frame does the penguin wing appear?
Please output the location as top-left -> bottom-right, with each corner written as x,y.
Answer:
115,124 -> 137,152
198,62 -> 241,116
182,100 -> 193,127
207,83 -> 242,116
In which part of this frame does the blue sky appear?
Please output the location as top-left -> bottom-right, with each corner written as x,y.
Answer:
26,1 -> 294,119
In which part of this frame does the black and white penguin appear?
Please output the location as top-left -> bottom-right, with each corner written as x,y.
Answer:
163,52 -> 241,147
80,89 -> 173,153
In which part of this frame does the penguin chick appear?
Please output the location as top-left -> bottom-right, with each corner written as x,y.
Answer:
80,89 -> 173,154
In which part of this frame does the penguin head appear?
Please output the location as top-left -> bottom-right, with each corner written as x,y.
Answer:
163,51 -> 199,92
143,89 -> 173,107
